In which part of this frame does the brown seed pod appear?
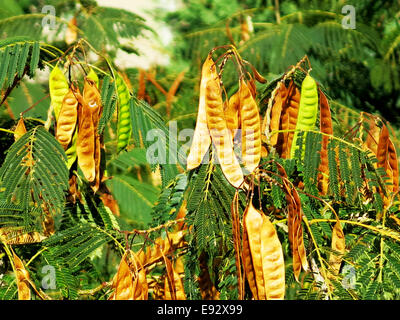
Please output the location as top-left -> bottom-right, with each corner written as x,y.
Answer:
279,81 -> 300,158
56,85 -> 80,150
239,79 -> 261,174
110,250 -> 135,300
317,89 -> 333,195
269,82 -> 289,147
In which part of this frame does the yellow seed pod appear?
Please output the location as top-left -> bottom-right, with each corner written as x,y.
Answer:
13,252 -> 31,300
205,73 -> 244,188
329,221 -> 345,275
49,66 -> 69,121
77,99 -> 95,182
56,85 -> 79,150
224,89 -> 240,139
239,79 -> 261,174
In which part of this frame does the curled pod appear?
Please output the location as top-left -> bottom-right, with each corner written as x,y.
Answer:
290,75 -> 319,159
49,66 -> 69,121
186,54 -> 214,170
77,98 -> 96,182
239,79 -> 261,174
205,73 -> 244,188
116,74 -> 132,152
56,85 -> 80,150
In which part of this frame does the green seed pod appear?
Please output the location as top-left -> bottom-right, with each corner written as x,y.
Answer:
290,75 -> 318,159
116,74 -> 132,152
66,130 -> 78,169
49,66 -> 69,121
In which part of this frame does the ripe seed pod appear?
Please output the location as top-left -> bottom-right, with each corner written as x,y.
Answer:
239,79 -> 261,174
224,89 -> 240,140
110,250 -> 135,300
186,54 -> 214,170
116,74 -> 132,152
56,85 -> 79,150
243,202 -> 285,300
279,81 -> 300,158
290,75 -> 319,159
205,73 -> 244,189
77,97 -> 96,182
243,202 -> 266,299
49,66 -> 69,121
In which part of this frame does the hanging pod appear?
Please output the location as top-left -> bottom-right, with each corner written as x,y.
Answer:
56,84 -> 80,150
290,75 -> 319,159
205,68 -> 244,189
49,66 -> 69,121
242,202 -> 285,299
186,54 -> 214,170
239,78 -> 261,174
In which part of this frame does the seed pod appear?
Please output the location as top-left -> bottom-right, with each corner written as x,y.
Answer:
116,74 -> 132,152
224,89 -> 240,139
261,214 -> 285,300
205,73 -> 244,188
164,259 -> 186,300
242,222 -> 259,299
239,79 -> 261,174
329,221 -> 345,275
77,98 -> 95,182
13,252 -> 31,300
279,81 -> 300,158
186,54 -> 213,170
83,78 -> 103,190
49,66 -> 69,121
243,202 -> 266,299
243,202 -> 285,300
14,117 -> 27,141
110,250 -> 135,300
290,75 -> 319,159
317,89 -> 333,195
388,139 -> 399,193
65,131 -> 78,169
376,124 -> 389,171
56,85 -> 79,150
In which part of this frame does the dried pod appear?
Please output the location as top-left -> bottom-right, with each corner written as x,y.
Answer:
56,85 -> 79,150
205,74 -> 244,188
239,79 -> 261,174
186,54 -> 213,170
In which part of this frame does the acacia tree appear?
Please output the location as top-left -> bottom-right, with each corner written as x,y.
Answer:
0,0 -> 400,300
